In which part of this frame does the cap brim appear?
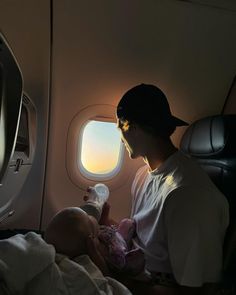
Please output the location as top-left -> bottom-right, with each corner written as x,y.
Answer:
172,116 -> 189,126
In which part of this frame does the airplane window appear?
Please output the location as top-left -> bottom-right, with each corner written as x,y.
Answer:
78,120 -> 124,179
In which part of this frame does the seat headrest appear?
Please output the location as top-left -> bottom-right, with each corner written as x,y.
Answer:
180,115 -> 236,158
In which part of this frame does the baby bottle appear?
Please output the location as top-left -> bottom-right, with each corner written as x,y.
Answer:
87,183 -> 109,207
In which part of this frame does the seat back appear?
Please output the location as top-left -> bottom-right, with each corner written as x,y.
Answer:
180,114 -> 236,290
0,32 -> 23,183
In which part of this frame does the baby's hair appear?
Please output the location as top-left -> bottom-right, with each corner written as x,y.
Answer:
45,207 -> 92,258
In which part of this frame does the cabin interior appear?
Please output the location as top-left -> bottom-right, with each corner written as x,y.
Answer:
0,0 -> 236,292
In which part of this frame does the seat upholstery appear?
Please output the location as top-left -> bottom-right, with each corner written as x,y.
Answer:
180,114 -> 236,290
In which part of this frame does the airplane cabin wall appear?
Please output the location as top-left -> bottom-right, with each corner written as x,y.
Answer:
42,0 -> 236,228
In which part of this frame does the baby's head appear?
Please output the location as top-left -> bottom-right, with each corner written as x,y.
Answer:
44,207 -> 99,258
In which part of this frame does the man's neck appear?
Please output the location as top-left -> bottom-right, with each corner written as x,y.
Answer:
142,138 -> 178,171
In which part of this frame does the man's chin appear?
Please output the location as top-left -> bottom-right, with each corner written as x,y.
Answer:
125,147 -> 139,159
128,151 -> 138,160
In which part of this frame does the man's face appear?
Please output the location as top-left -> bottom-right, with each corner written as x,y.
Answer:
117,118 -> 139,159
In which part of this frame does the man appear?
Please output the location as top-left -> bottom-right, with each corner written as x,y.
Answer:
113,84 -> 229,295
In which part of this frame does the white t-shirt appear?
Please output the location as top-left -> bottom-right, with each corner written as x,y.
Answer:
131,151 -> 229,287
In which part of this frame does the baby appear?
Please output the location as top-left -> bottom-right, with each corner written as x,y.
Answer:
44,188 -> 145,276
44,207 -> 99,258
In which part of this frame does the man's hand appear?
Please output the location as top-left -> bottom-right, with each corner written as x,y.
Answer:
99,202 -> 118,226
99,202 -> 110,225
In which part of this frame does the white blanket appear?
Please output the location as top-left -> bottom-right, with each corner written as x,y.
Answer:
0,232 -> 132,295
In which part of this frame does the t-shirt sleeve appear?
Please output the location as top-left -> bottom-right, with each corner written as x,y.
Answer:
163,187 -> 225,287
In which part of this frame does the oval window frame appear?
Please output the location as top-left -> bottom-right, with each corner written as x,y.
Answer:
66,104 -> 137,191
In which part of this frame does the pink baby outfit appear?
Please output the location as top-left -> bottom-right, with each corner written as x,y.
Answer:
98,218 -> 145,275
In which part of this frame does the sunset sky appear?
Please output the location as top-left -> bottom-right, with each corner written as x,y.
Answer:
80,120 -> 122,174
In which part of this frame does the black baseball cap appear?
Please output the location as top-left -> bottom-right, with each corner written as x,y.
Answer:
117,84 -> 188,127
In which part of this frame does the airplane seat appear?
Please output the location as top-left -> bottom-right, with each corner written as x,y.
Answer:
0,32 -> 23,184
180,114 -> 236,292
0,33 -> 37,232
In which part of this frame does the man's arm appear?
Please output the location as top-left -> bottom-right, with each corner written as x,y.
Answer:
99,202 -> 118,226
